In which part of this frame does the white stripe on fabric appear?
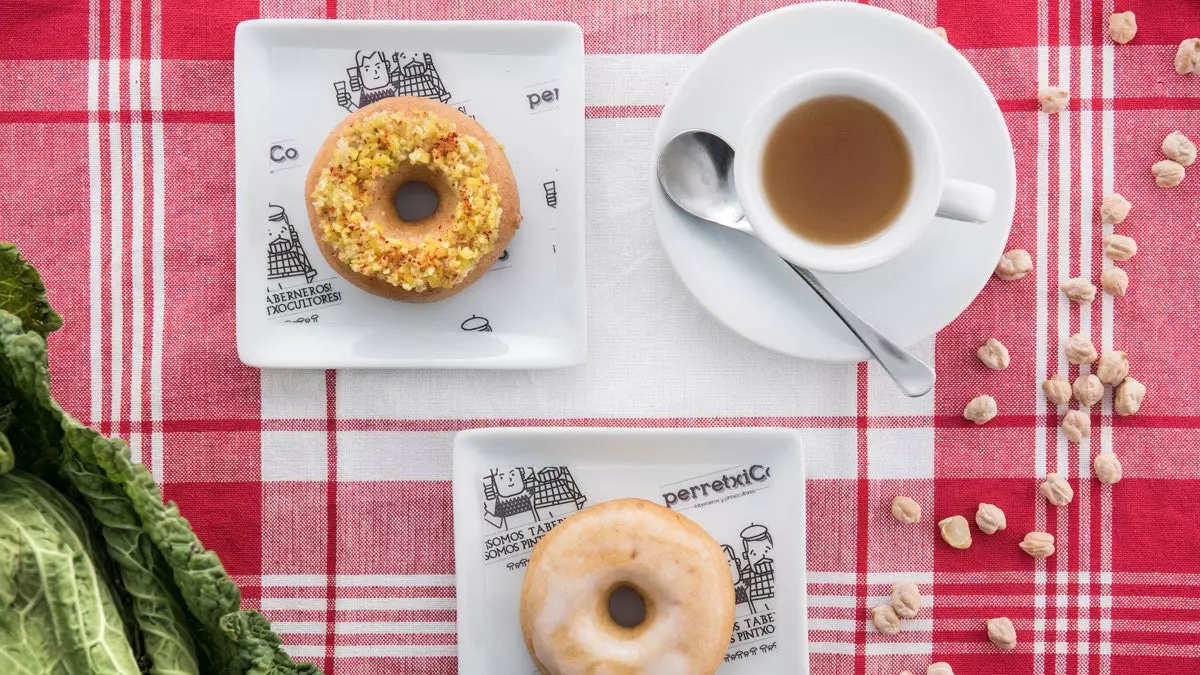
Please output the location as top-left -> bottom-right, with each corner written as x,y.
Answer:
128,45 -> 145,469
335,622 -> 456,634
338,574 -> 456,587
335,645 -> 457,658
584,54 -> 696,107
149,50 -> 165,483
863,642 -> 939,656
259,574 -> 457,587
1053,15 -> 1073,673
261,597 -> 459,612
807,595 -> 858,609
807,571 -> 934,585
337,431 -> 453,481
106,0 -> 123,440
1034,0 -> 1049,666
88,54 -> 102,427
806,619 -> 857,632
261,598 -> 327,612
271,621 -> 326,635
336,597 -> 457,611
807,643 -> 856,655
1100,11 -> 1116,674
281,645 -> 325,659
1077,6 -> 1095,671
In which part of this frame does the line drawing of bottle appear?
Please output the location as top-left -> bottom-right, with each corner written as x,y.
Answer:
543,180 -> 558,208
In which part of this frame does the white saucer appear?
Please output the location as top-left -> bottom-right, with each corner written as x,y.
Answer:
651,3 -> 1016,362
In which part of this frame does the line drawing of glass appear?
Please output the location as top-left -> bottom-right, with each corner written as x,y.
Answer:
543,180 -> 558,208
266,204 -> 317,285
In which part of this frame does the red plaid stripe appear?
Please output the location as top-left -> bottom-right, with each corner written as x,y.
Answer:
4,0 -> 1200,672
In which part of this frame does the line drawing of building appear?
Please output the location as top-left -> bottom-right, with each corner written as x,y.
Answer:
543,180 -> 558,208
266,204 -> 317,287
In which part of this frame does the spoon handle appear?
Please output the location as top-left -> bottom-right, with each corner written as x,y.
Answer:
786,262 -> 935,398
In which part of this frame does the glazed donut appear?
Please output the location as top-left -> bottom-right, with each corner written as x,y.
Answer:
520,498 -> 735,675
305,97 -> 521,302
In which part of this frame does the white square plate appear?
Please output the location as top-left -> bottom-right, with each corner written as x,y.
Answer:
234,20 -> 586,368
453,427 -> 809,674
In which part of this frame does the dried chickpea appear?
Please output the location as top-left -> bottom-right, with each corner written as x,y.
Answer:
1108,11 -> 1137,44
1043,375 -> 1071,405
1040,472 -> 1075,506
1096,351 -> 1130,386
1062,409 -> 1091,443
932,26 -> 948,41
872,604 -> 902,635
1103,234 -> 1137,261
1020,531 -> 1055,558
891,495 -> 922,524
977,338 -> 1011,371
1094,451 -> 1123,485
1038,86 -> 1069,114
1065,333 -> 1099,365
1153,159 -> 1185,187
987,617 -> 1018,650
964,395 -> 998,425
1163,131 -> 1197,166
1115,377 -> 1146,416
928,663 -> 955,675
1100,193 -> 1132,225
1175,38 -> 1200,75
891,581 -> 922,619
994,249 -> 1033,281
1073,374 -> 1104,408
975,502 -> 1007,534
939,515 -> 972,549
1101,267 -> 1129,297
1061,277 -> 1097,303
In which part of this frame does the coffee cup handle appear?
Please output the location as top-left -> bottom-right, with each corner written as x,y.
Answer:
936,179 -> 996,224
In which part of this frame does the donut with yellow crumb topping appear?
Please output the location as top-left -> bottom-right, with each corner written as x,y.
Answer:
305,97 -> 520,302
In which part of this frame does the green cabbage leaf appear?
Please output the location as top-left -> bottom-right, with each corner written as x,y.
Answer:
0,244 -> 319,674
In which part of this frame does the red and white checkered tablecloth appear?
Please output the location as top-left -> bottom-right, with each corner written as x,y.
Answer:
4,0 -> 1200,673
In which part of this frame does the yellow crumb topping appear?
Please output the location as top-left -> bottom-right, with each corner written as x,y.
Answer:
310,110 -> 502,291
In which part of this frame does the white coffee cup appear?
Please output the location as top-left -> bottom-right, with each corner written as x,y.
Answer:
734,68 -> 996,274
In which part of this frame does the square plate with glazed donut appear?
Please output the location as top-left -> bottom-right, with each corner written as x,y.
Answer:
453,427 -> 809,674
234,20 -> 585,368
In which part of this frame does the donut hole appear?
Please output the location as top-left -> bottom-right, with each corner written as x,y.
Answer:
393,180 -> 439,222
607,584 -> 647,629
363,167 -> 456,239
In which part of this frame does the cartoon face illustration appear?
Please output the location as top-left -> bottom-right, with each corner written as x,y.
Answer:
492,467 -> 530,498
740,525 -> 774,567
745,538 -> 773,566
357,51 -> 391,89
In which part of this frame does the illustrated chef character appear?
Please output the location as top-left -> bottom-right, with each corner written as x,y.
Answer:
336,51 -> 399,111
738,524 -> 775,614
482,467 -> 538,531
